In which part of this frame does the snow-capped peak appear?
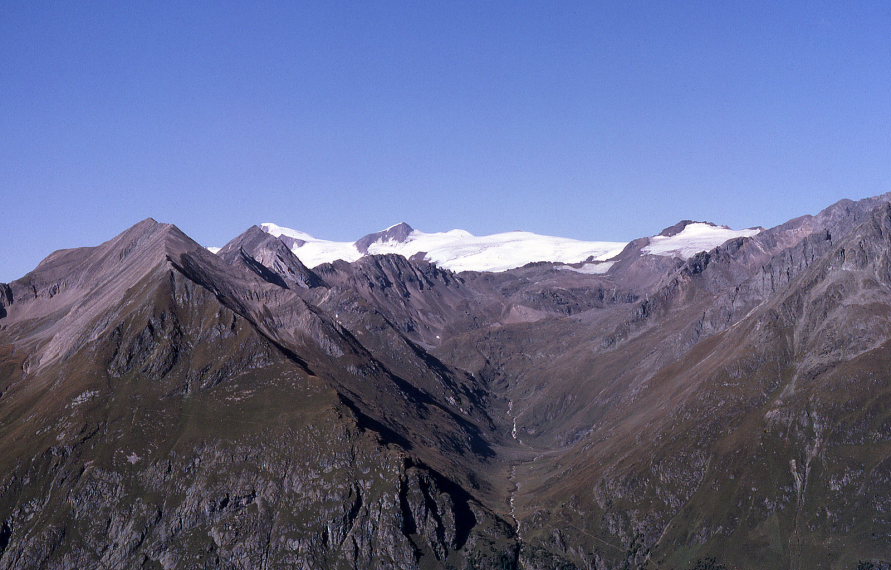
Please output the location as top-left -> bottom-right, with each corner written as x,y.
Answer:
642,222 -> 761,258
355,222 -> 415,253
384,222 -> 413,232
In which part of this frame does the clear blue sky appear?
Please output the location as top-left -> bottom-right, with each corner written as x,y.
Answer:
2,1 -> 890,281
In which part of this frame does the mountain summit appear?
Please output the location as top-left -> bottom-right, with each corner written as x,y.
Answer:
355,222 -> 415,253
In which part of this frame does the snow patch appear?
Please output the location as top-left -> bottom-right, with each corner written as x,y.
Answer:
642,223 -> 760,258
560,261 -> 616,274
68,390 -> 99,408
260,223 -> 363,267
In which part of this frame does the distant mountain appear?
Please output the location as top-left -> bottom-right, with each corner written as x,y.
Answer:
254,220 -> 760,272
1,195 -> 890,569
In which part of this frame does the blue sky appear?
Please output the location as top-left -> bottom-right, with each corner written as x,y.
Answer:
2,1 -> 890,281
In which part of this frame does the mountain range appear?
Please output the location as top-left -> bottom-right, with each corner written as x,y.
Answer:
232,220 -> 761,273
1,194 -> 890,569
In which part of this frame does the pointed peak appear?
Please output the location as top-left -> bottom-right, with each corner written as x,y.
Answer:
131,217 -> 159,227
217,224 -> 287,258
217,225 -> 325,289
355,222 -> 416,254
384,221 -> 414,232
112,217 -> 173,240
13,218 -> 209,313
243,224 -> 269,238
105,219 -> 203,263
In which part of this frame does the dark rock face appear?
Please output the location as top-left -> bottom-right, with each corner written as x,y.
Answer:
277,234 -> 306,249
0,284 -> 10,318
657,219 -> 701,237
354,222 -> 415,254
2,197 -> 891,569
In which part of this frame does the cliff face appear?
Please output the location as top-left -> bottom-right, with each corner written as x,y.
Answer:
1,197 -> 891,569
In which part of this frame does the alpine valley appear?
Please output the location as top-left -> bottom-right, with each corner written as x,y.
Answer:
1,194 -> 890,570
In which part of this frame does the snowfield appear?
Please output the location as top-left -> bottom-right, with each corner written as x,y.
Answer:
642,223 -> 761,258
367,230 -> 627,272
560,261 -> 617,274
260,223 -> 363,265
260,223 -> 626,272
249,221 -> 761,273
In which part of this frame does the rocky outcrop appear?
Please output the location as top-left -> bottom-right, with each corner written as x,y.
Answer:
354,222 -> 415,254
0,284 -> 10,318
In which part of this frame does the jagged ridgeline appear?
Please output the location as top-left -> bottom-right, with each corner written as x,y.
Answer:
1,196 -> 890,569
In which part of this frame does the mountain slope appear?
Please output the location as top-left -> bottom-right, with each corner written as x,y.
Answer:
0,220 -> 517,569
426,197 -> 891,568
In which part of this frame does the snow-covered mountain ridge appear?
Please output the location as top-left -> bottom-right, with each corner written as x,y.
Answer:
250,221 -> 761,273
642,222 -> 762,258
